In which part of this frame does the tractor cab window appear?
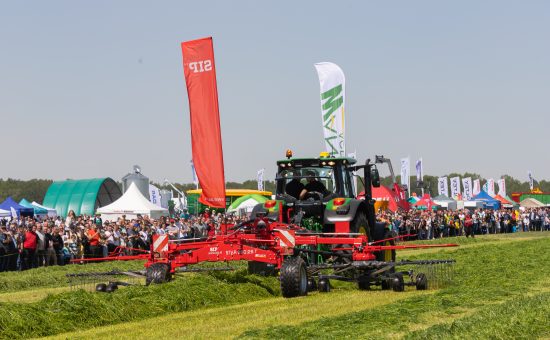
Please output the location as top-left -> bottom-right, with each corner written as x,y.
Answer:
340,165 -> 354,197
279,167 -> 335,200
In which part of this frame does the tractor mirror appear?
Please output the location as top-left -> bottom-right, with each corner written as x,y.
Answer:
370,168 -> 381,187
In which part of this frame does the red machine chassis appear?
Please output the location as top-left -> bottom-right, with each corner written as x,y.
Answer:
146,220 -> 457,274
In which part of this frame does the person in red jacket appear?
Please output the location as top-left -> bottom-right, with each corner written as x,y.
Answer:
86,224 -> 101,258
22,225 -> 38,270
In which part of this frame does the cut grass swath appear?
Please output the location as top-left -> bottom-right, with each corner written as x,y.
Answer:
0,269 -> 278,339
240,235 -> 550,339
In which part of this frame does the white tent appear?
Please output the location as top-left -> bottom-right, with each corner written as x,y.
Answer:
171,196 -> 187,213
97,182 -> 169,220
31,201 -> 58,218
520,198 -> 545,208
0,208 -> 10,217
464,200 -> 484,209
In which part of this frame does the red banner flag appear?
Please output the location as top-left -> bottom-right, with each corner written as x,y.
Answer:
181,37 -> 226,208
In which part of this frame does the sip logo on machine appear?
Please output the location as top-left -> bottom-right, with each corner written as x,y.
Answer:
188,60 -> 212,73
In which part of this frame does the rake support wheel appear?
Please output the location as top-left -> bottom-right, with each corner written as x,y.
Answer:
416,273 -> 428,290
391,273 -> 405,292
280,256 -> 308,298
318,278 -> 331,293
146,263 -> 171,285
95,283 -> 107,292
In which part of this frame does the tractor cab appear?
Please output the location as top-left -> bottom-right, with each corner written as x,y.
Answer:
272,151 -> 357,226
252,150 -> 380,237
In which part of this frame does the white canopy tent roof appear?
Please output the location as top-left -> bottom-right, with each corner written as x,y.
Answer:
31,201 -> 58,218
520,197 -> 545,208
464,200 -> 484,209
97,182 -> 168,221
227,198 -> 262,215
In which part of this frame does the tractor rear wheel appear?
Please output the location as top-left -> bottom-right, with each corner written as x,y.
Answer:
373,224 -> 396,263
280,256 -> 308,298
146,263 -> 171,285
350,212 -> 371,241
333,212 -> 370,265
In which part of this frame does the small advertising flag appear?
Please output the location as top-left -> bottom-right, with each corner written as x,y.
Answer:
497,178 -> 506,197
486,178 -> 495,196
462,177 -> 473,200
473,179 -> 481,196
450,177 -> 461,199
257,169 -> 265,191
400,157 -> 410,192
438,177 -> 449,197
415,158 -> 423,183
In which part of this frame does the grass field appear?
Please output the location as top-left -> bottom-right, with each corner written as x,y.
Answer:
0,232 -> 548,339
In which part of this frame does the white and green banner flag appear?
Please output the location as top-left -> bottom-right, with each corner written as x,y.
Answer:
315,62 -> 345,157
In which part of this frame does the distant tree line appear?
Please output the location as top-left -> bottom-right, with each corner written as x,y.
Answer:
0,179 -> 53,204
2,174 -> 549,205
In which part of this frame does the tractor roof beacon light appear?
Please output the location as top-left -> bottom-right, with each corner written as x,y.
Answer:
286,149 -> 293,159
319,151 -> 330,158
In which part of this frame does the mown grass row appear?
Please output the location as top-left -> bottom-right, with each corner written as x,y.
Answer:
240,235 -> 550,339
0,269 -> 280,339
405,292 -> 550,339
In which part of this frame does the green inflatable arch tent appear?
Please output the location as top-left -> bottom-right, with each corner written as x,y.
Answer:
42,178 -> 122,218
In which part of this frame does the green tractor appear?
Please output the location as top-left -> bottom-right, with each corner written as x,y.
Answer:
249,151 -> 394,274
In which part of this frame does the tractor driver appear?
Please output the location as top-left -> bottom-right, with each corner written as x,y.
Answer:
299,170 -> 329,200
285,170 -> 304,200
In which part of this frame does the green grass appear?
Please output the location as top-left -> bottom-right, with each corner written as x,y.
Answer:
49,289 -> 430,339
405,292 -> 550,339
0,270 -> 279,339
0,261 -> 145,292
240,233 -> 550,339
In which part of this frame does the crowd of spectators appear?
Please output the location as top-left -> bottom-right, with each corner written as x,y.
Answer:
0,207 -> 246,272
1,206 -> 549,272
377,207 -> 550,240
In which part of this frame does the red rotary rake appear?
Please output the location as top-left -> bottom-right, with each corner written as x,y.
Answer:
145,217 -> 457,297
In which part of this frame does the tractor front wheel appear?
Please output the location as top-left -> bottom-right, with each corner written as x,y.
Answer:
280,257 -> 308,298
146,263 -> 171,285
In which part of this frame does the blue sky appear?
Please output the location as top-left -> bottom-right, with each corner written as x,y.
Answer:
1,1 -> 548,183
